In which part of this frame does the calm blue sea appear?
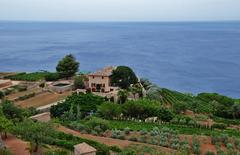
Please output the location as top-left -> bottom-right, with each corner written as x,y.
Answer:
0,21 -> 240,98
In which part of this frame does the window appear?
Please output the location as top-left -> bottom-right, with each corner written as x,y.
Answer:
92,76 -> 95,79
102,76 -> 104,79
103,84 -> 105,87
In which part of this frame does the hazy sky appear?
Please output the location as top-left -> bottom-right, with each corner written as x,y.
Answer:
0,0 -> 240,21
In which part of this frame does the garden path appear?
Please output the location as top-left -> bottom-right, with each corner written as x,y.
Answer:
58,125 -> 175,153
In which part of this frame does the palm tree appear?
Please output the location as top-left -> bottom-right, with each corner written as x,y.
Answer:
117,89 -> 129,104
230,104 -> 240,119
130,83 -> 143,100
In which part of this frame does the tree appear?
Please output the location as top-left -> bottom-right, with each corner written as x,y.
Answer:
0,116 -> 13,139
122,99 -> 160,119
2,100 -> 23,122
117,89 -> 129,104
229,104 -> 240,119
157,108 -> 173,122
44,73 -> 60,81
173,101 -> 187,114
73,76 -> 85,89
12,119 -> 54,152
50,93 -> 104,118
0,91 -> 4,100
111,66 -> 138,89
56,54 -> 79,78
97,102 -> 122,119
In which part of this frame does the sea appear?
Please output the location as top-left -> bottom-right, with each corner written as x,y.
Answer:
0,21 -> 240,98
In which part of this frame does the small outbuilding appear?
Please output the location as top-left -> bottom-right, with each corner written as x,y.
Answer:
74,143 -> 96,155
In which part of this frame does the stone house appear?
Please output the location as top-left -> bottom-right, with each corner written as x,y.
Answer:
88,66 -> 118,93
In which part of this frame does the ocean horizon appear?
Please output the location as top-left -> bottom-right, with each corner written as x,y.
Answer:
0,21 -> 240,98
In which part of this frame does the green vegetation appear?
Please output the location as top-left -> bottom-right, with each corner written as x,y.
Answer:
106,120 -> 240,138
0,91 -> 4,99
73,75 -> 85,89
0,149 -> 12,155
97,102 -> 122,119
17,92 -> 35,101
5,72 -> 60,81
142,78 -> 240,120
111,66 -> 138,89
0,102 -> 112,155
5,72 -> 49,81
56,54 -> 79,78
45,73 -> 60,81
50,93 -> 104,119
117,89 -> 129,104
12,119 -> 54,152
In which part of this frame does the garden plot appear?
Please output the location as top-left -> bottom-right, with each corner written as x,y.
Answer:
15,91 -> 71,108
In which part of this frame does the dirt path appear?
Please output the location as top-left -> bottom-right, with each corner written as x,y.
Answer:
58,126 -> 175,153
3,135 -> 30,155
58,126 -> 131,148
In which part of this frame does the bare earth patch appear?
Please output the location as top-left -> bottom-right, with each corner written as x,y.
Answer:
15,91 -> 71,108
3,135 -> 30,155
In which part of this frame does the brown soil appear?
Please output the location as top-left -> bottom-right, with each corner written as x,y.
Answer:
15,91 -> 71,108
6,87 -> 41,101
3,135 -> 30,155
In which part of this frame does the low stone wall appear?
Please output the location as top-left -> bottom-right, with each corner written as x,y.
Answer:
51,84 -> 72,93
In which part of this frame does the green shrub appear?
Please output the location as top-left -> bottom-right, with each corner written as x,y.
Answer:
211,135 -> 220,145
0,91 -> 5,99
73,76 -> 85,89
150,127 -> 159,136
90,130 -> 98,136
0,149 -> 12,155
181,139 -> 190,154
179,119 -> 187,125
226,143 -> 233,150
188,120 -> 197,127
39,82 -> 45,88
18,93 -> 35,101
111,129 -> 121,139
94,125 -> 103,134
192,136 -> 201,155
85,117 -> 109,132
110,146 -> 122,153
129,136 -> 138,142
212,123 -> 227,130
220,134 -> 229,145
150,137 -> 158,145
69,122 -> 86,131
44,150 -> 69,155
124,127 -> 130,135
170,137 -> 180,150
139,136 -> 147,143
170,117 -> 179,124
204,151 -> 215,155
45,73 -> 60,81
140,128 -> 148,135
